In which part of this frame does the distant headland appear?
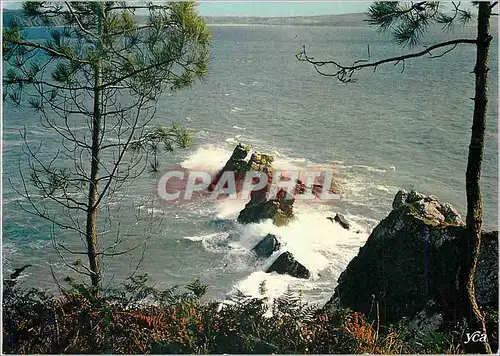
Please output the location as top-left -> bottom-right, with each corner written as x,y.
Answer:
3,9 -> 367,27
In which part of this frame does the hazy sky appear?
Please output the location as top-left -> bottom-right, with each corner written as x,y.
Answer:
2,1 -> 369,17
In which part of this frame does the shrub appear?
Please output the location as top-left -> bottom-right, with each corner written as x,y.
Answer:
2,270 -> 470,354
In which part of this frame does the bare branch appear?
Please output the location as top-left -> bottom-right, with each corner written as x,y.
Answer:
428,43 -> 458,58
297,38 -> 476,81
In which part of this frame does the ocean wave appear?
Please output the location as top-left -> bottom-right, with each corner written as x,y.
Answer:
167,143 -> 380,304
212,201 -> 369,304
181,145 -> 232,171
351,164 -> 388,173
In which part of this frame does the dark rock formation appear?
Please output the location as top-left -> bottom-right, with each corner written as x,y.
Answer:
328,213 -> 350,230
208,144 -> 294,226
252,234 -> 281,258
236,151 -> 299,226
212,144 -> 338,227
266,252 -> 310,279
238,188 -> 296,226
324,190 -> 498,333
208,143 -> 252,192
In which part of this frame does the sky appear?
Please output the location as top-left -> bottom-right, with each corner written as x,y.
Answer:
2,1 -> 369,17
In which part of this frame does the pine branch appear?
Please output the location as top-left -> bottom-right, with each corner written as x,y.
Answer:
297,38 -> 477,82
4,38 -> 91,64
64,1 -> 97,39
4,77 -> 94,91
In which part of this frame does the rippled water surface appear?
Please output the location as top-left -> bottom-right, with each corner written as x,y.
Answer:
3,23 -> 498,303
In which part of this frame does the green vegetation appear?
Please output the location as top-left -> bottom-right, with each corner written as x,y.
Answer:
3,270 -> 466,354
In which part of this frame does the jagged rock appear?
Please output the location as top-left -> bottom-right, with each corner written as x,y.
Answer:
207,144 -> 295,226
475,231 -> 498,306
327,213 -> 351,230
392,189 -> 407,210
324,190 -> 498,331
438,202 -> 463,225
238,188 -> 295,226
333,213 -> 350,230
209,143 -> 251,191
391,189 -> 464,226
213,144 -> 340,227
252,234 -> 281,258
408,301 -> 444,335
266,252 -> 310,279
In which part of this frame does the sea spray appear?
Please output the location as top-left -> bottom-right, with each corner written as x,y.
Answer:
222,202 -> 369,304
177,144 -> 372,304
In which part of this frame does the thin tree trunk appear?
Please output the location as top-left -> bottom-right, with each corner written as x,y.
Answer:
463,1 -> 492,353
86,2 -> 103,291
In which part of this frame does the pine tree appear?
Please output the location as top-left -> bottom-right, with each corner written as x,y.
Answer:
3,1 -> 211,293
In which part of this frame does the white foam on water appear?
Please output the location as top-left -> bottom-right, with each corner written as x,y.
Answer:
232,125 -> 246,130
215,199 -> 249,220
184,232 -> 222,242
174,144 -> 383,304
181,145 -> 232,171
201,232 -> 232,252
220,202 -> 369,303
137,205 -> 166,215
231,271 -> 314,307
225,137 -> 238,144
375,185 -> 391,192
272,156 -> 307,171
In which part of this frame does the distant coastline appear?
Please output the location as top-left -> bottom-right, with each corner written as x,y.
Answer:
203,13 -> 367,26
3,9 -> 494,28
3,9 -> 367,27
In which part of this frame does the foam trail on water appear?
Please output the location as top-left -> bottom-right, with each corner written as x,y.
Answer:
183,232 -> 221,242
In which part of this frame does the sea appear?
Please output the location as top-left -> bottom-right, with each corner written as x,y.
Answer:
2,22 -> 498,306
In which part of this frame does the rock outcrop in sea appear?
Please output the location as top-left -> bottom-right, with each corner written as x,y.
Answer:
266,251 -> 311,279
324,190 -> 498,335
211,144 -> 349,279
327,213 -> 351,230
208,143 -> 254,192
210,143 -> 306,226
237,151 -> 306,226
252,234 -> 281,258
